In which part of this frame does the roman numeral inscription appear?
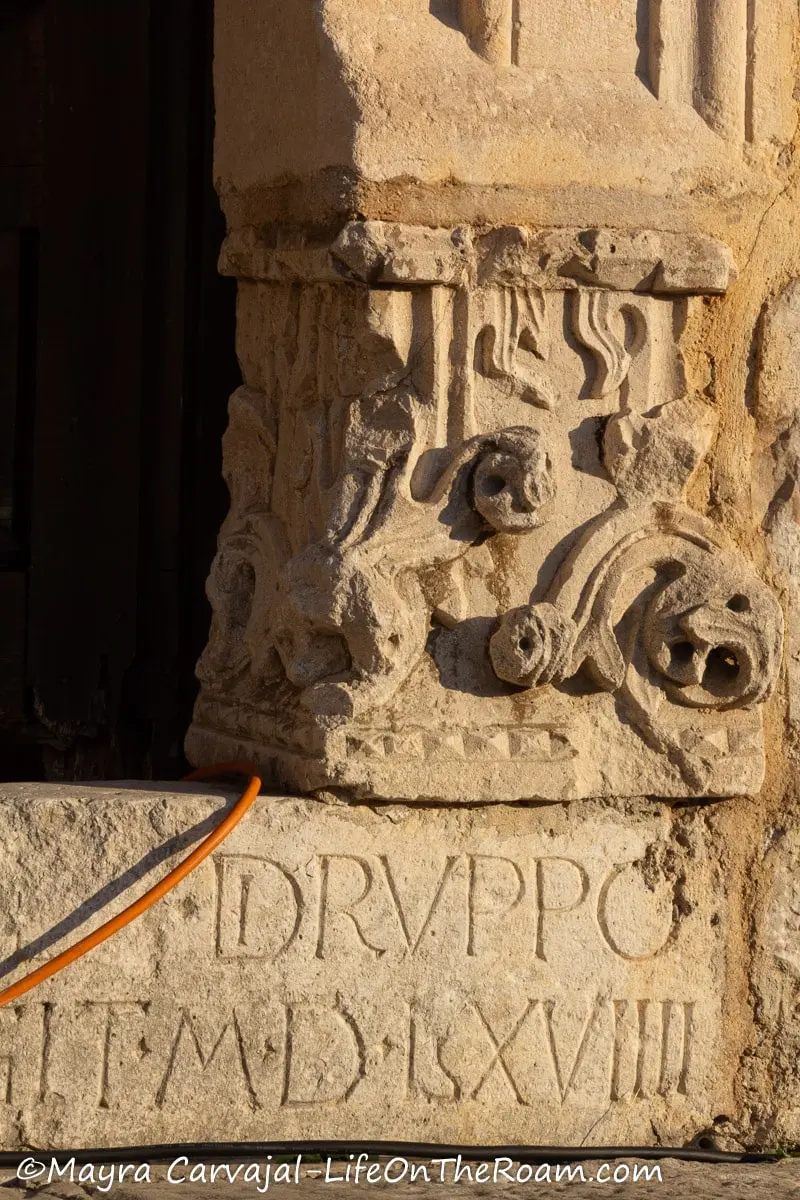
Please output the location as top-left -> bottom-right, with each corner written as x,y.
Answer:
0,997 -> 695,1114
0,796 -> 725,1146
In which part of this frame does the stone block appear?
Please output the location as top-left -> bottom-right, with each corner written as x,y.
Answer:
213,0 -> 796,234
0,785 -> 733,1149
188,222 -> 783,803
192,3 -> 797,811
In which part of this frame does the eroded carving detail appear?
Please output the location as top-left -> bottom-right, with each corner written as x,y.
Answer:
473,286 -> 553,410
454,0 -> 754,146
273,425 -> 555,718
572,290 -> 639,398
458,0 -> 513,64
490,603 -> 577,689
189,233 -> 781,802
490,392 -> 784,788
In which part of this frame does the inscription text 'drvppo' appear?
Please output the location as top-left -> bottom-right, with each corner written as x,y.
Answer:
0,789 -> 728,1149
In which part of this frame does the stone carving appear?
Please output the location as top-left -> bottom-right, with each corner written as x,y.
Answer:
0,786 -> 726,1147
571,290 -> 638,399
454,0 -> 758,145
491,510 -> 783,790
473,285 -> 553,410
273,425 -> 555,718
490,392 -> 784,789
226,223 -> 735,295
187,222 -> 782,803
196,277 -> 558,722
490,603 -> 576,689
458,0 -> 513,64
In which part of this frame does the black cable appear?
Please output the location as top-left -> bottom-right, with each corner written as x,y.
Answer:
0,1141 -> 781,1169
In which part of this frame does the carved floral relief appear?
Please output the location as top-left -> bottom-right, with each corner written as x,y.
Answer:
188,225 -> 783,803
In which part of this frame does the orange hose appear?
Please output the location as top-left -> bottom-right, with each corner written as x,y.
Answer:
0,763 -> 261,1008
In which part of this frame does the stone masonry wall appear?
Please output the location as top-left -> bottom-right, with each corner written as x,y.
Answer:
3,0 -> 800,1152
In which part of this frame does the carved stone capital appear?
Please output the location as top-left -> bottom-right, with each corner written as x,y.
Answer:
188,223 -> 783,803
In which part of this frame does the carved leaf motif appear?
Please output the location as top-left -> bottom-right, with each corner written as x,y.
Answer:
476,286 -> 554,409
197,513 -> 288,695
510,286 -> 549,361
572,290 -> 632,398
221,386 -> 278,518
272,426 -> 557,718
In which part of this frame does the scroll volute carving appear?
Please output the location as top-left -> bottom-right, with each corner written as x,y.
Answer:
191,222 -> 784,804
490,389 -> 785,790
274,425 -> 556,719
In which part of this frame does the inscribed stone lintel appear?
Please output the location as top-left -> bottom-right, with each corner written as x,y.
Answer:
187,221 -> 783,803
0,787 -> 728,1149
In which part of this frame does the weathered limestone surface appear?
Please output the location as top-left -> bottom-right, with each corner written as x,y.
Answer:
187,220 -> 784,802
189,3 -> 798,805
0,785 -> 744,1149
17,0 -> 800,1158
213,0 -> 796,235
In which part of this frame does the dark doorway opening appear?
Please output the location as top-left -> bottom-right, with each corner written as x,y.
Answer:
0,0 -> 240,780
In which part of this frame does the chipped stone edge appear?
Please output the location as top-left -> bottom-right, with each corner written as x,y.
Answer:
219,221 -> 737,295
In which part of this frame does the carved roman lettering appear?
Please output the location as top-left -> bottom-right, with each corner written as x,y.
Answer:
156,1009 -> 259,1110
539,997 -> 606,1103
38,1001 -> 52,1104
405,1002 -> 460,1103
610,999 -> 696,1100
0,1005 -> 23,1107
596,862 -> 675,961
534,857 -> 590,961
469,1000 -> 538,1104
216,855 -> 303,960
315,855 -> 386,960
84,1001 -> 149,1110
0,781 -> 726,1144
467,855 -> 526,957
379,854 -> 459,954
281,1003 -> 366,1107
0,1053 -> 11,1106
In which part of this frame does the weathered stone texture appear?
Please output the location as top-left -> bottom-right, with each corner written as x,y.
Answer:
0,785 -> 738,1149
11,0 -> 800,1158
213,0 -> 796,235
185,0 -> 800,1143
187,226 -> 783,802
190,1 -> 800,808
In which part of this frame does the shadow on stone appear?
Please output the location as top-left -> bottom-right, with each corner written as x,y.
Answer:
428,617 -> 521,697
429,0 -> 460,31
0,789 -> 236,982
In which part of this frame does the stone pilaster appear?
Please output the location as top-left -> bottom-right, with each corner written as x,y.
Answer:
187,222 -> 785,802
